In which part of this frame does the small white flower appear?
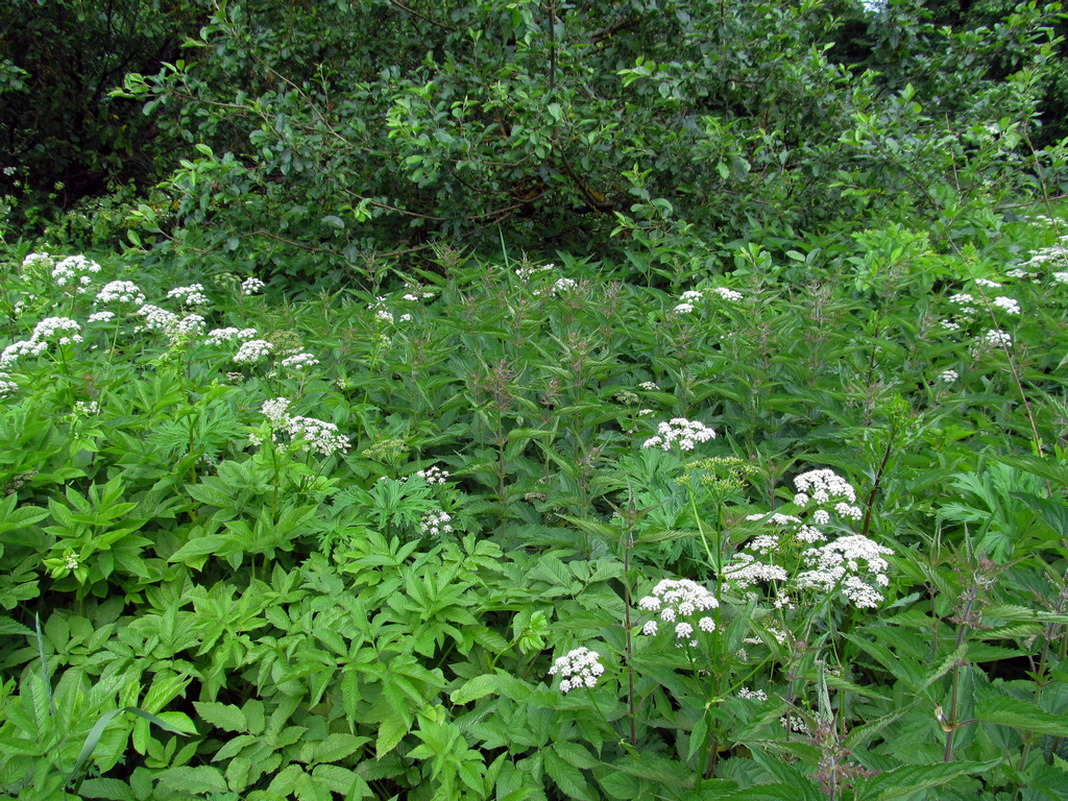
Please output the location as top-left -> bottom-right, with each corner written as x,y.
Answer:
0,373 -> 17,398
416,465 -> 450,485
738,687 -> 768,701
166,284 -> 209,307
241,276 -> 266,295
710,287 -> 743,301
95,280 -> 145,306
548,646 -> 605,693
975,278 -> 1002,288
642,418 -> 716,451
981,329 -> 1013,349
234,339 -> 274,364
420,509 -> 453,536
939,368 -> 959,383
992,296 -> 1020,314
279,352 -> 320,370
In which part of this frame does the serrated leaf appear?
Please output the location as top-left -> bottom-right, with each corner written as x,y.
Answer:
451,673 -> 501,705
376,714 -> 409,759
975,698 -> 1068,737
0,616 -> 32,636
553,740 -> 599,770
859,760 -> 1000,800
78,777 -> 136,800
544,747 -> 595,801
194,701 -> 248,732
599,770 -> 642,799
168,534 -> 233,563
156,765 -> 228,794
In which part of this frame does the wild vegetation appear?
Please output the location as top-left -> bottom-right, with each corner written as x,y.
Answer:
3,1 -> 1068,799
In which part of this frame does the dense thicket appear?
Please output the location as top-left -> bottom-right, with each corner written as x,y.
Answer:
3,1 -> 1067,281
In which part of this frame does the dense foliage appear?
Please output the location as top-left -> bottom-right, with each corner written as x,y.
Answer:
4,1 -> 1068,800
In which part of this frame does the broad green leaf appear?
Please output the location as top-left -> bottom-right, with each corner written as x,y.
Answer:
975,698 -> 1068,737
450,673 -> 502,705
858,759 -> 1000,800
156,765 -> 228,794
194,701 -> 248,732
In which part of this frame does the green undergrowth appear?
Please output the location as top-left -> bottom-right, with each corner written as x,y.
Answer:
1,211 -> 1068,800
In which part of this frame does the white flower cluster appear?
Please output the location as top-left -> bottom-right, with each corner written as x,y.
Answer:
724,468 -> 893,609
258,397 -> 349,456
981,329 -> 1013,349
241,276 -> 266,295
795,534 -> 893,608
534,277 -> 577,297
642,418 -> 716,451
417,465 -> 450,485
724,552 -> 789,588
672,286 -> 743,314
166,283 -> 209,307
637,578 -> 719,645
234,339 -> 274,364
947,293 -> 978,317
1022,242 -> 1068,272
52,255 -> 100,293
792,469 -> 862,520
73,400 -> 100,416
420,509 -> 453,536
279,352 -> 320,370
135,304 -> 179,334
95,280 -> 146,307
21,252 -> 54,277
1,316 -> 84,368
32,316 -> 83,345
88,311 -> 115,323
939,368 -> 959,383
0,373 -> 17,398
738,687 -> 768,701
205,327 -> 259,346
402,282 -> 436,302
0,339 -> 48,368
515,263 -> 554,281
974,278 -> 1002,288
548,646 -> 604,693
991,296 -> 1020,315
638,381 -> 659,391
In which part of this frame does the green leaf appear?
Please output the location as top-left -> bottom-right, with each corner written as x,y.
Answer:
858,760 -> 1000,800
78,777 -> 136,800
544,747 -> 595,801
168,535 -> 233,564
0,616 -> 32,636
376,714 -> 410,759
450,673 -> 502,705
975,698 -> 1068,737
194,701 -> 248,732
156,765 -> 228,794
